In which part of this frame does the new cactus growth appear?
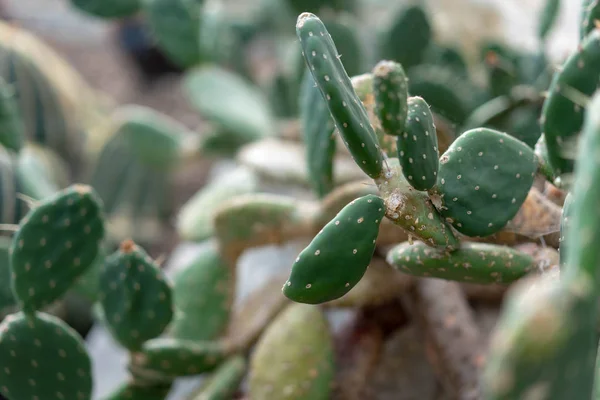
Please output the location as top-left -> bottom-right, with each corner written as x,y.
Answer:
10,184 -> 105,313
373,60 -> 409,137
283,194 -> 385,304
98,239 -> 174,351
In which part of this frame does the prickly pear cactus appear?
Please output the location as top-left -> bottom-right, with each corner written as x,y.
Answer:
296,12 -> 384,179
98,239 -> 174,351
10,184 -> 105,313
373,60 -> 409,137
248,303 -> 334,400
283,194 -> 385,304
387,241 -> 536,284
396,96 -> 439,191
0,311 -> 93,400
430,128 -> 537,237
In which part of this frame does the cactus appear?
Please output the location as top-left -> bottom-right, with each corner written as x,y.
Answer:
0,79 -> 24,153
541,27 -> 600,181
283,194 -> 385,304
98,240 -> 173,352
429,128 -> 537,237
0,311 -> 93,400
386,241 -> 536,284
187,355 -> 247,400
248,303 -> 334,400
9,184 -> 105,313
373,60 -> 409,138
581,0 -> 600,40
538,0 -> 561,40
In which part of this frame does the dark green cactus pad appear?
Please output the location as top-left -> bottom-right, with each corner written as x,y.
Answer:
131,338 -> 228,379
316,180 -> 378,227
296,13 -> 384,179
375,158 -> 460,250
168,242 -> 233,342
248,303 -> 334,400
482,46 -> 519,98
104,381 -> 172,400
430,128 -> 537,237
188,355 -> 246,400
142,0 -> 201,68
581,0 -> 600,40
0,311 -> 93,400
396,96 -> 439,191
10,184 -> 105,313
541,28 -> 600,178
538,0 -> 561,40
70,0 -> 140,18
98,240 -> 173,351
379,4 -> 431,70
299,69 -> 337,198
373,60 -> 409,137
283,194 -> 385,304
423,44 -> 468,76
386,241 -> 536,285
0,79 -> 24,153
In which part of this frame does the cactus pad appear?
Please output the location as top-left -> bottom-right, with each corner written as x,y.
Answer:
99,240 -> 173,351
430,128 -> 537,237
296,13 -> 384,179
0,79 -> 24,153
0,311 -> 93,400
373,60 -> 409,137
283,194 -> 385,304
396,96 -> 439,191
10,184 -> 105,313
132,338 -> 228,379
168,243 -> 233,341
386,241 -> 536,285
189,355 -> 247,400
248,303 -> 334,400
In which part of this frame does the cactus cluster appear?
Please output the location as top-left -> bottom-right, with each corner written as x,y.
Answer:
2,0 -> 600,399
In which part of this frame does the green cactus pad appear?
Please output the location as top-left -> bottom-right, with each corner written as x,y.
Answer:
0,79 -> 24,153
423,44 -> 468,76
375,158 -> 460,250
299,69 -> 337,198
70,0 -> 140,18
141,0 -> 201,68
430,128 -> 537,237
188,355 -> 246,400
541,28 -> 600,178
373,60 -> 409,137
184,65 -> 275,146
283,194 -> 385,304
296,12 -> 384,179
379,4 -> 431,70
104,381 -> 172,400
10,184 -> 105,313
98,240 -> 173,351
132,338 -> 228,379
396,96 -> 439,191
386,241 -> 536,285
0,237 -> 16,317
248,303 -> 334,400
0,311 -> 93,400
168,242 -> 233,341
176,166 -> 258,242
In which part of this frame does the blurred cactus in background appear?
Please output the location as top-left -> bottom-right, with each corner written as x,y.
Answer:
1,0 -> 600,399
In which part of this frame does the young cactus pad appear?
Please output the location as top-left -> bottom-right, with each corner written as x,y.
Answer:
283,194 -> 385,304
396,96 -> 439,191
430,128 -> 537,237
296,12 -> 384,179
99,240 -> 174,351
9,184 -> 105,313
386,241 -> 536,285
0,311 -> 93,400
372,60 -> 409,137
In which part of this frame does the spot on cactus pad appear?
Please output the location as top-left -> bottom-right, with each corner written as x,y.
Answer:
0,311 -> 93,400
